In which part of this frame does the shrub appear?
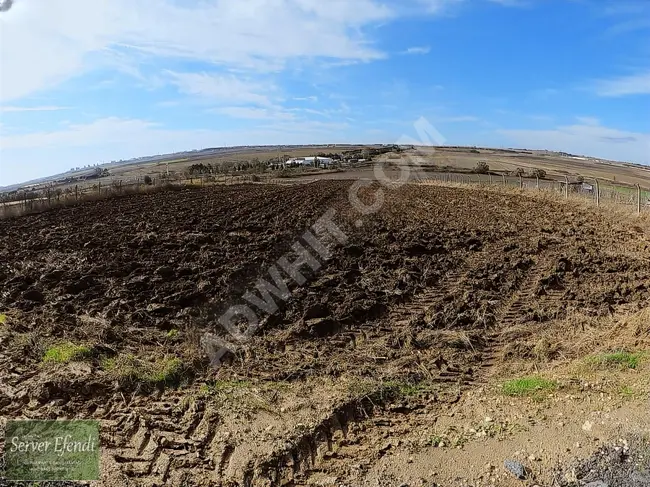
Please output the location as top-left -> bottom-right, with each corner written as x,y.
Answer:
474,161 -> 490,174
514,168 -> 525,177
143,175 -> 153,185
531,168 -> 547,179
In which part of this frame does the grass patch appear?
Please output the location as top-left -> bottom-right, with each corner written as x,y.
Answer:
200,379 -> 253,394
620,385 -> 637,398
43,343 -> 92,364
586,351 -> 645,370
0,314 -> 7,325
165,329 -> 179,339
102,354 -> 185,385
502,376 -> 558,397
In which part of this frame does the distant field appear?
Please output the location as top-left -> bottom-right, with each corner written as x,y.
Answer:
4,145 -> 650,196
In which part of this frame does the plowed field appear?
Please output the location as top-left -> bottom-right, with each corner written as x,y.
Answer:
1,181 -> 649,486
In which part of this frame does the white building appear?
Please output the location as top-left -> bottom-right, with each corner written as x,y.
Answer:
286,156 -> 335,167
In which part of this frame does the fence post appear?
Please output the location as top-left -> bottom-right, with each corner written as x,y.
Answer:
98,181 -> 101,196
489,173 -> 493,185
75,185 -> 78,201
637,184 -> 642,213
595,179 -> 600,207
536,176 -> 539,190
564,176 -> 569,199
519,174 -> 523,189
502,174 -> 506,186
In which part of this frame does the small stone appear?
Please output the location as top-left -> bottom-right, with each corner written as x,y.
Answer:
504,459 -> 526,479
582,421 -> 594,432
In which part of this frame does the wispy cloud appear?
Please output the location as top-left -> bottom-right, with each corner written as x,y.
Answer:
593,71 -> 650,96
402,46 -> 431,55
575,116 -> 600,125
165,71 -> 275,106
437,115 -> 480,123
498,122 -> 650,164
487,0 -> 529,6
0,105 -> 71,113
213,106 -> 296,120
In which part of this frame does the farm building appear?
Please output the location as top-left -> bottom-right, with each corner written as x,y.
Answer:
286,157 -> 335,167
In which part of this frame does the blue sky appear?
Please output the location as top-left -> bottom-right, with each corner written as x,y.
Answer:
0,0 -> 649,186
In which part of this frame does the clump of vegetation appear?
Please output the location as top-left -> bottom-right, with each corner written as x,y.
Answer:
531,168 -> 547,179
502,376 -> 557,397
514,167 -> 525,177
43,343 -> 92,364
0,314 -> 7,325
102,354 -> 185,385
474,161 -> 490,174
587,351 -> 644,370
143,175 -> 153,185
166,329 -> 179,339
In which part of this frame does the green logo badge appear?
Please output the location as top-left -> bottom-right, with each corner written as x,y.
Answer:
4,420 -> 100,481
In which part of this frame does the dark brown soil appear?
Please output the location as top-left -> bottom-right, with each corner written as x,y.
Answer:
1,181 -> 648,486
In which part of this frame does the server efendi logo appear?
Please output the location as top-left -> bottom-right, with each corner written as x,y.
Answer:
4,420 -> 100,481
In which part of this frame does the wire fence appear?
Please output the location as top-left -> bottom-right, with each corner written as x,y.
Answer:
0,170 -> 325,219
414,171 -> 650,213
2,169 -> 649,219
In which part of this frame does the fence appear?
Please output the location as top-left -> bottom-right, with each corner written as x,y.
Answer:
0,172 -> 277,219
2,169 -> 649,219
413,171 -> 650,213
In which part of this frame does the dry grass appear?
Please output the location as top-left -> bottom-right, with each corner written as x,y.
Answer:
102,354 -> 187,387
496,308 -> 650,382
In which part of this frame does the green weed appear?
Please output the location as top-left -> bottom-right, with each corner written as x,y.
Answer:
502,376 -> 558,397
43,343 -> 92,364
587,351 -> 645,370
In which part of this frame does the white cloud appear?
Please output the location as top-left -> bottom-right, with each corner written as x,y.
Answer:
593,71 -> 650,97
214,106 -> 296,120
166,72 -> 274,106
0,0 -> 398,103
402,46 -> 431,55
0,118 -> 160,149
498,122 -> 650,164
415,0 -> 464,14
575,116 -> 600,126
438,115 -> 480,123
0,117 -> 358,185
0,105 -> 70,113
